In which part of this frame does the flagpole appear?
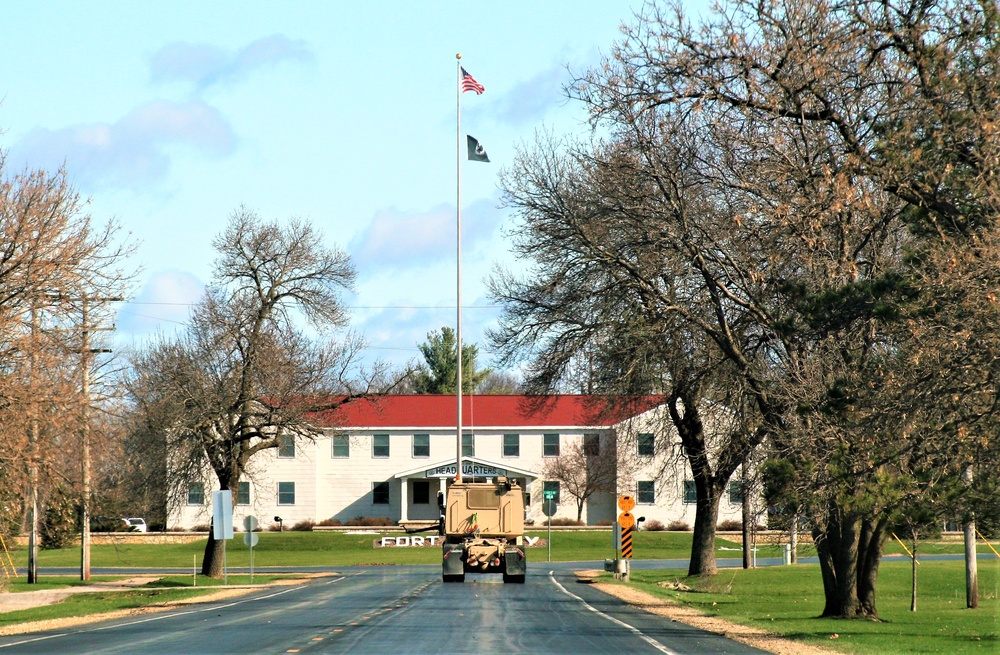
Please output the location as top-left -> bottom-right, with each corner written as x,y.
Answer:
455,53 -> 464,484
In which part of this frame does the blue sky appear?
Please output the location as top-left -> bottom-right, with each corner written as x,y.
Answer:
1,2 -> 693,372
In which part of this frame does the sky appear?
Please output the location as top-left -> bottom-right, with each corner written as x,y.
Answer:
0,1 -> 701,374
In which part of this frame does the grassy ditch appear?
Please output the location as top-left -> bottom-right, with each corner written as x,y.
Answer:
619,560 -> 999,655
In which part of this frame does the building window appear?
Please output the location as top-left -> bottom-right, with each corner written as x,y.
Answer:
373,434 -> 390,458
332,435 -> 350,458
543,433 -> 560,457
413,434 -> 430,458
462,433 -> 475,457
237,481 -> 250,506
543,480 -> 560,504
729,481 -> 744,505
503,433 -> 520,457
413,480 -> 430,504
637,481 -> 655,504
187,482 -> 205,505
278,482 -> 296,505
278,435 -> 295,458
638,433 -> 655,457
683,480 -> 697,504
583,433 -> 600,456
373,481 -> 390,505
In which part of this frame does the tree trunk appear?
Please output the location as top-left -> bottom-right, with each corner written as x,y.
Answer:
815,507 -> 861,618
689,485 -> 722,576
814,507 -> 885,619
201,468 -> 236,579
741,463 -> 751,569
857,516 -> 887,618
201,529 -> 224,578
790,512 -> 799,565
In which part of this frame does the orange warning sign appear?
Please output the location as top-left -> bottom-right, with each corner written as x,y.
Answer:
618,511 -> 636,530
618,495 -> 635,512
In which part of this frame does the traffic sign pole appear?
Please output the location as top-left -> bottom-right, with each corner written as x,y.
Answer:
616,495 -> 636,581
543,490 -> 556,562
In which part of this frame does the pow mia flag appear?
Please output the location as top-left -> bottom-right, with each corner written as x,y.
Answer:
467,135 -> 490,162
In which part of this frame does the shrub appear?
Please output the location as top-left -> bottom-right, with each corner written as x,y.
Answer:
167,526 -> 187,532
268,522 -> 283,532
192,523 -> 210,532
543,518 -> 584,526
317,518 -> 342,527
717,519 -> 741,531
345,516 -> 395,527
643,519 -> 666,531
666,520 -> 690,531
595,519 -> 614,526
291,520 -> 315,532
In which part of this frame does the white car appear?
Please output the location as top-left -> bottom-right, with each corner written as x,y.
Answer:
122,517 -> 147,533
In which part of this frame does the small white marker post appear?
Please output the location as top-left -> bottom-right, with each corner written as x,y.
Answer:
244,516 -> 260,584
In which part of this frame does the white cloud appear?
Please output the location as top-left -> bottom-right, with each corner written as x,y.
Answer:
10,100 -> 237,190
149,34 -> 314,91
348,198 -> 503,273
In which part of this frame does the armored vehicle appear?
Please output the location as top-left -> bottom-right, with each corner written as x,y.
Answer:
440,476 -> 526,583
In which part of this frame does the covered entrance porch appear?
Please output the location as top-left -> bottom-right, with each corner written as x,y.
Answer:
393,456 -> 538,525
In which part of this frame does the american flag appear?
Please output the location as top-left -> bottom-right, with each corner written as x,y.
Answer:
461,67 -> 485,94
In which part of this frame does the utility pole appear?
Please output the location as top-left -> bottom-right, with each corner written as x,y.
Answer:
27,307 -> 40,584
79,294 -> 121,581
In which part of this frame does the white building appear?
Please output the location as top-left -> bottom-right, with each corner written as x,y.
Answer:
169,395 -> 747,530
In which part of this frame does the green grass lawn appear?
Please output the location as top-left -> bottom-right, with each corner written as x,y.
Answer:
623,560 -> 999,655
11,530 -> 994,569
15,529 -> 742,569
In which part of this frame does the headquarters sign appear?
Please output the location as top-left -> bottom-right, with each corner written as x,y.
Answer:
427,462 -> 507,478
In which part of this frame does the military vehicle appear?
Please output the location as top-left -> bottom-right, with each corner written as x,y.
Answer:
440,476 -> 526,583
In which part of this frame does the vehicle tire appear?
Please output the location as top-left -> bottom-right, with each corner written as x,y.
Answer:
442,574 -> 465,583
502,573 -> 525,584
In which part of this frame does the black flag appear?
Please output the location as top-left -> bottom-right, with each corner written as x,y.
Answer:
467,135 -> 490,162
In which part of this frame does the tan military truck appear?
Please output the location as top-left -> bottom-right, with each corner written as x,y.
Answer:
440,477 -> 527,583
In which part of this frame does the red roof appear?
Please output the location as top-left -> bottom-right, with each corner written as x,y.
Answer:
312,394 -> 662,429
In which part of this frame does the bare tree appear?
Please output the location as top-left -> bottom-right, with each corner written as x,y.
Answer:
542,437 -> 616,522
0,161 -> 133,582
124,208 -> 386,577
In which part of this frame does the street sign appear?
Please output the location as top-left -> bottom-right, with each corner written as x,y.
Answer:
543,499 -> 557,517
243,532 -> 259,547
621,525 -> 633,559
618,511 -> 636,530
618,495 -> 635,512
543,490 -> 556,500
212,490 -> 234,540
244,515 -> 258,532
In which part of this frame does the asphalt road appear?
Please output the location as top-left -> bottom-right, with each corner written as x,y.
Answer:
0,564 -> 770,655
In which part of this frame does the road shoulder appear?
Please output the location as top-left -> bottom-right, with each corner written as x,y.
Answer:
576,571 -> 842,655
